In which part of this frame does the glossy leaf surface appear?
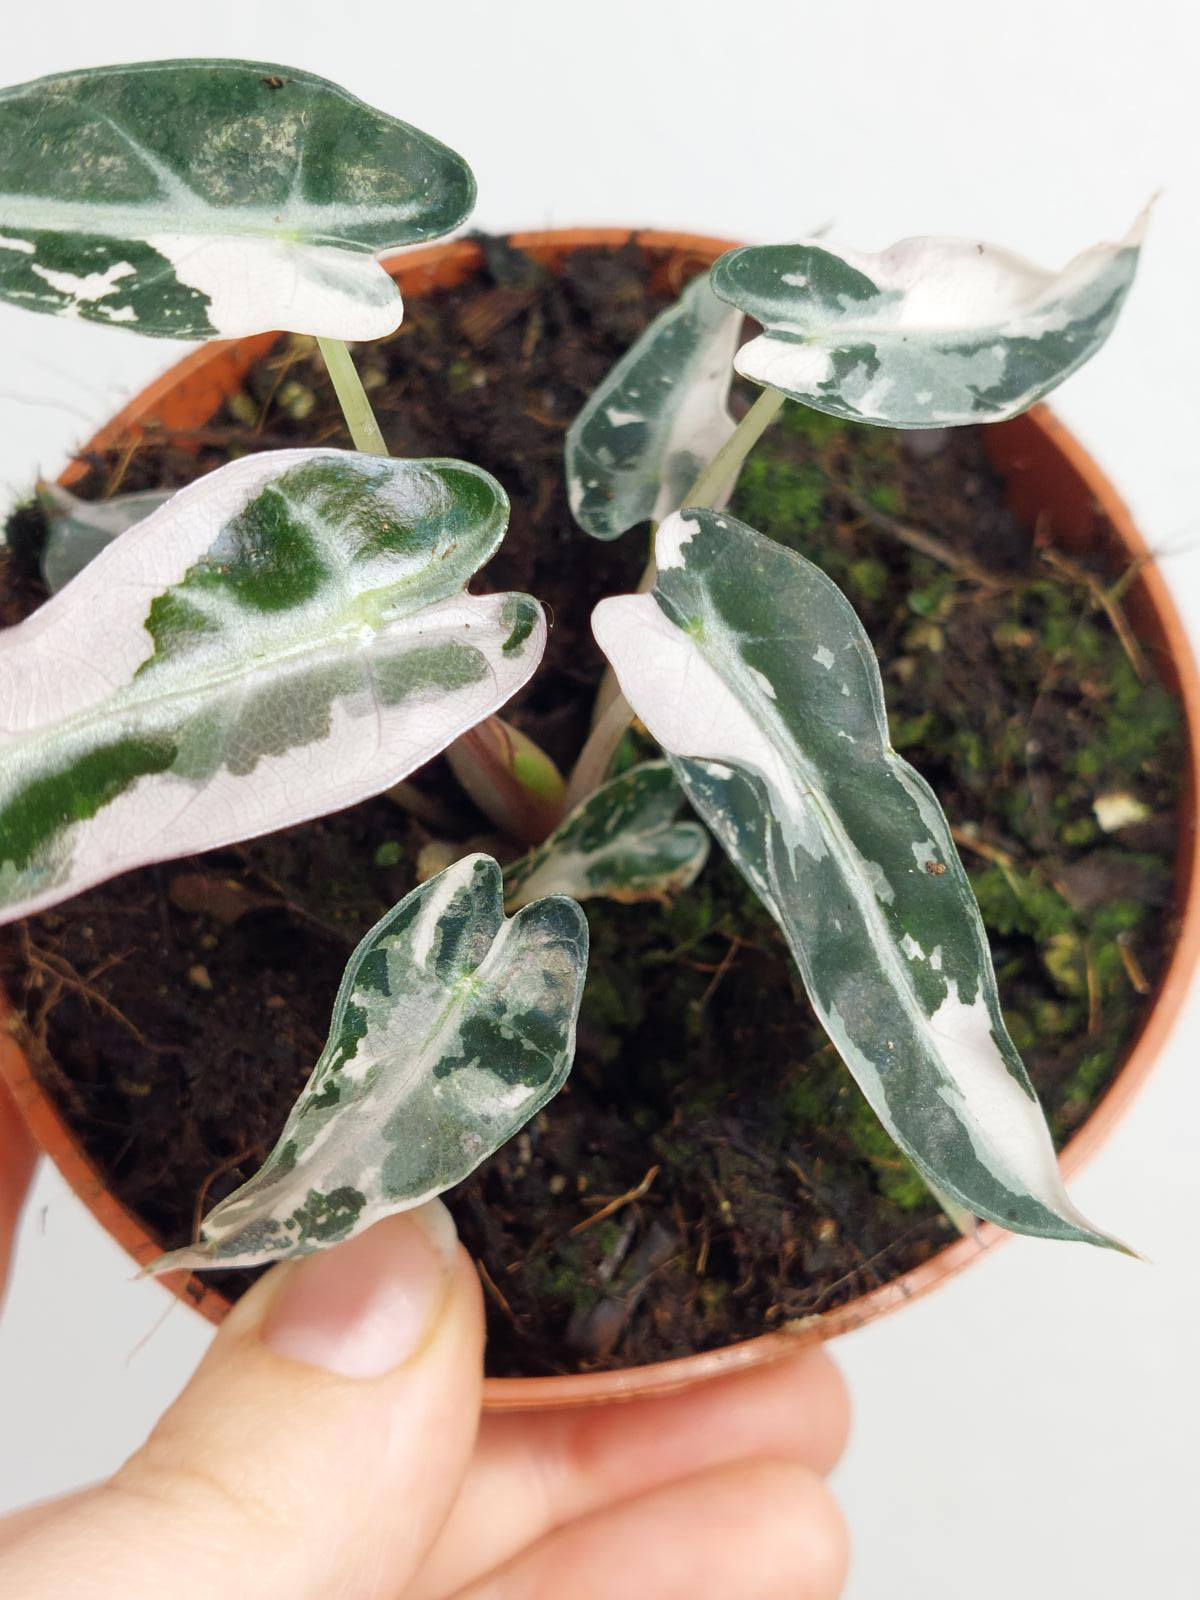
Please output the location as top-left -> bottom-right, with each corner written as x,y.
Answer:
0,60 -> 475,339
593,508 -> 1116,1246
0,450 -> 543,922
504,761 -> 709,908
566,274 -> 741,538
709,217 -> 1143,427
155,855 -> 588,1270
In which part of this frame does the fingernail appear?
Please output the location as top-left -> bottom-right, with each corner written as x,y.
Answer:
262,1203 -> 456,1379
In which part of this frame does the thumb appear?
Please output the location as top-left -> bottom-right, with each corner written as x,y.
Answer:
1,1204 -> 484,1600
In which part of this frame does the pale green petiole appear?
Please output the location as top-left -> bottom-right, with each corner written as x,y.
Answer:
567,386 -> 788,807
682,385 -> 787,510
317,337 -> 390,456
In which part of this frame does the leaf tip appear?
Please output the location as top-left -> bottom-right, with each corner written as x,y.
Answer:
142,1244 -> 212,1278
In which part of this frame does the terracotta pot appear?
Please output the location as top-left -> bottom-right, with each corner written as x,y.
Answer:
2,229 -> 1198,1413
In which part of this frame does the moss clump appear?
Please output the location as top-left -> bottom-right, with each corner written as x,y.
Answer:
865,482 -> 906,516
734,454 -> 828,537
847,1098 -> 930,1212
846,556 -> 889,603
970,864 -> 1076,943
1060,1037 -> 1124,1119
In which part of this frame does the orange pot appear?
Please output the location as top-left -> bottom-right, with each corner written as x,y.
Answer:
2,229 -> 1198,1412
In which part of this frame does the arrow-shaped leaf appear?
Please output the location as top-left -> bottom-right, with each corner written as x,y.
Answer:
0,450 -> 545,923
0,60 -> 475,339
37,482 -> 174,593
566,273 -> 742,539
504,760 -> 709,909
709,216 -> 1144,428
593,507 -> 1117,1247
154,855 -> 588,1271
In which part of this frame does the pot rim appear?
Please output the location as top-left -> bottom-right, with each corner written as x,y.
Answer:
2,226 -> 1197,1412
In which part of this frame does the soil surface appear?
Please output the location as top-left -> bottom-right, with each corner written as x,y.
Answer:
1,239 -> 1186,1376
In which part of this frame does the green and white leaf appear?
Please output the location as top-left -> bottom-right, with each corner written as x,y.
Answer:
153,855 -> 588,1271
0,59 -> 475,340
708,215 -> 1144,428
565,274 -> 742,539
593,507 -> 1117,1247
0,450 -> 544,924
37,482 -> 173,593
504,760 -> 709,909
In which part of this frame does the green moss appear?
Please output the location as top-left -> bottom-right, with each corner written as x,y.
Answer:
734,455 -> 828,538
846,556 -> 889,603
781,1064 -> 835,1126
865,482 -> 906,515
662,881 -> 718,947
1061,1037 -> 1122,1114
446,357 -> 480,395
1061,817 -> 1098,847
969,864 -> 1075,943
907,573 -> 957,618
887,710 -> 935,750
578,963 -> 644,1065
1003,1009 -> 1035,1053
1090,898 -> 1146,938
1031,997 -> 1082,1037
1073,746 -> 1104,780
847,1099 -> 930,1211
1043,931 -> 1087,996
1098,679 -> 1180,771
522,1246 -> 597,1311
779,402 -> 846,446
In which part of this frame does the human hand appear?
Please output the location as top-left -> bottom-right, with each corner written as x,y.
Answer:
0,1081 -> 849,1598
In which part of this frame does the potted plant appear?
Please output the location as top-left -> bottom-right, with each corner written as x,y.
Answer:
1,60 -> 1196,1410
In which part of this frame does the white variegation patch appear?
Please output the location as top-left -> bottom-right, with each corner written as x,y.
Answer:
153,856 -> 588,1271
709,214 -> 1146,427
0,61 -> 476,339
566,274 -> 742,539
139,232 -> 404,340
0,450 -> 545,923
592,507 -> 1117,1248
505,761 -> 709,909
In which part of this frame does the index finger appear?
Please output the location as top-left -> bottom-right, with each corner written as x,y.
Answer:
0,1077 -> 36,1308
410,1345 -> 850,1600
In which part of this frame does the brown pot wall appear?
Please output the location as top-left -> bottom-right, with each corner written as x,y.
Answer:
2,230 -> 1198,1412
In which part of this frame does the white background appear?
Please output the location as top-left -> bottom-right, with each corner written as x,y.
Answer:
2,3 -> 1198,1595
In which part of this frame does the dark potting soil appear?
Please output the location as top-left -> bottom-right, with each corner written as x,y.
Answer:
0,239 -> 1186,1376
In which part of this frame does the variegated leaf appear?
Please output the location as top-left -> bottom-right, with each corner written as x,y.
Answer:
709,216 -> 1144,427
0,60 -> 475,340
37,482 -> 173,593
566,274 -> 742,538
153,855 -> 588,1271
0,450 -> 545,923
592,507 -> 1117,1247
504,760 -> 709,909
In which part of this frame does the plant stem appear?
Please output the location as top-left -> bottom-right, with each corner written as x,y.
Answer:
563,691 -> 641,811
566,386 -> 788,806
317,337 -> 390,456
920,1175 -> 980,1241
683,385 -> 787,509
